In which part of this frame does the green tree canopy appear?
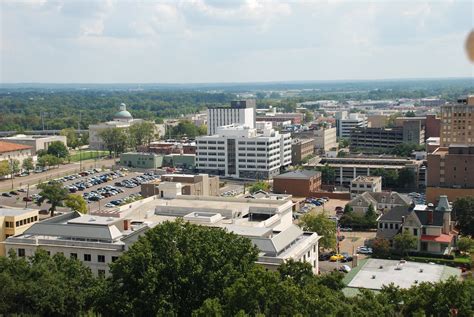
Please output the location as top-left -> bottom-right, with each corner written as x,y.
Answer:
65,194 -> 88,214
98,220 -> 259,316
169,120 -> 207,138
298,212 -> 336,250
47,141 -> 69,158
457,237 -> 474,253
248,181 -> 270,194
393,230 -> 417,256
0,160 -> 9,177
372,238 -> 390,258
0,249 -> 100,316
452,196 -> 474,236
128,121 -> 157,150
60,128 -> 79,148
316,164 -> 335,185
22,157 -> 34,171
36,181 -> 69,217
99,128 -> 128,157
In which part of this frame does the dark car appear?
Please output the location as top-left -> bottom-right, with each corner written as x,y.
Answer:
22,196 -> 33,202
341,252 -> 353,262
318,251 -> 335,261
2,192 -> 12,197
9,190 -> 19,195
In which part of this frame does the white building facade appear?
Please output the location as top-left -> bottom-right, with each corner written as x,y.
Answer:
207,100 -> 256,135
336,112 -> 368,139
196,124 -> 291,179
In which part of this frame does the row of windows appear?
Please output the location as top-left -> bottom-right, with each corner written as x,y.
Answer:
16,248 -> 119,264
197,140 -> 225,144
6,216 -> 38,228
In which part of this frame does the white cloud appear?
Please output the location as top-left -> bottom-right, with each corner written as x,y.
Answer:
0,0 -> 472,83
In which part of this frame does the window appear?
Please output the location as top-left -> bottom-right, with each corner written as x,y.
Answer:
413,228 -> 418,236
379,223 -> 383,229
98,255 -> 105,263
84,254 -> 91,262
422,227 -> 426,235
389,223 -> 393,229
111,256 -> 119,262
70,253 -> 77,259
395,224 -> 399,229
18,248 -> 25,257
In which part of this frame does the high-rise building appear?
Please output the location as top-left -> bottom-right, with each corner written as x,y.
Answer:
336,112 -> 367,139
196,124 -> 291,179
207,100 -> 256,135
440,96 -> 474,147
426,144 -> 474,203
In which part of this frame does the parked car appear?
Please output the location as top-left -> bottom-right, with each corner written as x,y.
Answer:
341,252 -> 353,262
9,191 -> 19,195
357,246 -> 373,255
329,254 -> 345,262
319,252 -> 335,261
339,265 -> 351,273
2,192 -> 12,197
22,196 -> 33,202
17,188 -> 27,193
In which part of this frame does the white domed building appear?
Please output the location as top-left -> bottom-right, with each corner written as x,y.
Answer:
88,103 -> 147,150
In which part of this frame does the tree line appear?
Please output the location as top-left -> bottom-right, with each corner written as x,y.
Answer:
1,220 -> 472,316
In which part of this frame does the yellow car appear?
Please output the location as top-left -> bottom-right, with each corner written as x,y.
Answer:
329,254 -> 345,262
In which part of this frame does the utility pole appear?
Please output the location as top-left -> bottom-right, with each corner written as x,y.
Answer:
25,184 -> 30,208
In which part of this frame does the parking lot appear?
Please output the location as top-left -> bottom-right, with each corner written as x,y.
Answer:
0,168 -> 159,215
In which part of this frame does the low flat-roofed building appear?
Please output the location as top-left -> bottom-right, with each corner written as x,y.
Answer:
345,259 -> 460,294
120,152 -> 163,169
98,194 -> 320,273
315,157 -> 426,188
273,170 -> 322,197
350,176 -> 382,198
141,174 -> 219,198
4,212 -> 148,276
0,207 -> 39,256
1,134 -> 67,154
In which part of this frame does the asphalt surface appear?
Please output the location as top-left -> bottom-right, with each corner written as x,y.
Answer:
0,169 -> 145,215
0,158 -> 117,192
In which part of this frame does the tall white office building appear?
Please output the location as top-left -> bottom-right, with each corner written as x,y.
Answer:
336,112 -> 368,139
196,124 -> 291,179
207,100 -> 256,135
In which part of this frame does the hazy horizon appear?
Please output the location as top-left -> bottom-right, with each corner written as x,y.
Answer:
1,0 -> 473,84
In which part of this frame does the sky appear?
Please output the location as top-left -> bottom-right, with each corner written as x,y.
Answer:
1,0 -> 473,83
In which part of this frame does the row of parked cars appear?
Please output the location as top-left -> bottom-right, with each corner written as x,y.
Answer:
114,172 -> 159,188
104,193 -> 143,208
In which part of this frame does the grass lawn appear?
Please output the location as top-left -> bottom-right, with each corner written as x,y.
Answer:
69,151 -> 109,162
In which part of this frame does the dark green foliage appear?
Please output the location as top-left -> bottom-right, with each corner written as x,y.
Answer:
248,181 -> 270,194
394,230 -> 417,256
36,181 -> 70,217
168,120 -> 207,138
0,250 -> 100,316
0,90 -> 234,131
453,196 -> 474,236
47,141 -> 69,158
372,238 -> 391,258
99,128 -> 128,157
371,168 -> 399,188
398,167 -> 416,188
339,210 -> 378,230
316,164 -> 335,185
98,220 -> 258,316
391,143 -> 425,157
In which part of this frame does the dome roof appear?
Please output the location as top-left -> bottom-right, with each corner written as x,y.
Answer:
113,103 -> 133,120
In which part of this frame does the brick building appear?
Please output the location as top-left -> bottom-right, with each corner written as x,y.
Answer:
426,144 -> 474,203
273,170 -> 322,197
291,139 -> 315,164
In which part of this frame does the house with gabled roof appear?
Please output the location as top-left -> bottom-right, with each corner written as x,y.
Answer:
376,195 -> 456,254
348,191 -> 412,214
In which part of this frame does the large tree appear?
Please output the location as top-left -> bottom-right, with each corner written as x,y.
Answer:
316,164 -> 335,185
248,181 -> 270,194
452,196 -> 474,236
65,194 -> 88,214
128,121 -> 156,149
98,220 -> 259,316
36,181 -> 69,217
298,212 -> 336,250
0,249 -> 99,316
22,157 -> 34,172
393,230 -> 417,256
99,128 -> 128,157
398,167 -> 416,188
47,141 -> 69,158
0,160 -> 9,178
60,128 -> 79,148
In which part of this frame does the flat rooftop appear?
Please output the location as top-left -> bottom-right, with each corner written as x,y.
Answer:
346,259 -> 461,290
0,207 -> 37,217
